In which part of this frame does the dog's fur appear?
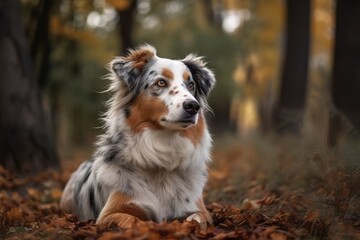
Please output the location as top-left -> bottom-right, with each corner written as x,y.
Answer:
60,45 -> 215,228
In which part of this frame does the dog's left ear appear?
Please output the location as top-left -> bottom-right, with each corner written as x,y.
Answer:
182,54 -> 216,97
110,45 -> 156,87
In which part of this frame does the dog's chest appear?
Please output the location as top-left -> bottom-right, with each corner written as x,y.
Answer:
133,169 -> 205,222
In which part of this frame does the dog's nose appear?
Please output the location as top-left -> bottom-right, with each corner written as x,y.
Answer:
183,100 -> 200,115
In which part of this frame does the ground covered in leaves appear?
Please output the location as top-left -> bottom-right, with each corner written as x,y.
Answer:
1,137 -> 360,239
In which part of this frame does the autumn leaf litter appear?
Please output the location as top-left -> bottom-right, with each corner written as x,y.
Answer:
1,142 -> 359,239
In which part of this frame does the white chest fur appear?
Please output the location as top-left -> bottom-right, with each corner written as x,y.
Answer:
95,128 -> 212,222
128,128 -> 212,170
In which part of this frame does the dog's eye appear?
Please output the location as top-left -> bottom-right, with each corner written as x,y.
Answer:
157,79 -> 167,87
188,82 -> 195,91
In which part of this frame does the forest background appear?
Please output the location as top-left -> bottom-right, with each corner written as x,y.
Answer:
0,0 -> 359,239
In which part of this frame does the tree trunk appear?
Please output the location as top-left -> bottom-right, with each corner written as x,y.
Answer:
30,0 -> 53,90
117,0 -> 137,54
273,0 -> 311,133
328,0 -> 360,146
0,0 -> 59,173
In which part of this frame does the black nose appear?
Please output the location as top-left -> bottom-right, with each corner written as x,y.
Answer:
183,100 -> 200,115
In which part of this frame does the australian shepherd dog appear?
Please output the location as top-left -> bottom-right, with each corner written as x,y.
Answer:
60,45 -> 216,229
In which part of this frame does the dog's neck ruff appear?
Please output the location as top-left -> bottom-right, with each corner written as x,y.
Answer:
128,127 -> 212,171
102,102 -> 212,171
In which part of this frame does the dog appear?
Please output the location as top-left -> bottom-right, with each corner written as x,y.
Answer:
60,45 -> 216,229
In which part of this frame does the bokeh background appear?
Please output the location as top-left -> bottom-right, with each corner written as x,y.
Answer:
15,0 -> 341,155
1,0 -> 360,238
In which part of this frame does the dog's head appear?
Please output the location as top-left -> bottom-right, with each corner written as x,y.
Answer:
109,45 -> 215,132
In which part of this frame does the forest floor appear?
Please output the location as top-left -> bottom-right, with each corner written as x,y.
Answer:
1,135 -> 359,239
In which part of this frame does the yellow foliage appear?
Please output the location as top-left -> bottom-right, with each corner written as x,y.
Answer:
106,0 -> 132,10
255,0 -> 284,84
231,0 -> 283,134
50,16 -> 98,45
312,0 -> 334,54
222,0 -> 249,10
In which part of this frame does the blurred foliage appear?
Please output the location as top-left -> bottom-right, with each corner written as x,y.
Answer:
20,0 -> 335,155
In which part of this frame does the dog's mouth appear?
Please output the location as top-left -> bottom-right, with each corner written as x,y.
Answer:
178,118 -> 196,124
177,119 -> 195,128
160,117 -> 197,129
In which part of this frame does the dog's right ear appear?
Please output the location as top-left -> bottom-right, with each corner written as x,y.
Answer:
110,45 -> 156,87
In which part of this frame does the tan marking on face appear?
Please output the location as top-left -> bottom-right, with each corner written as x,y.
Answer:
179,113 -> 205,145
183,71 -> 191,81
127,93 -> 168,133
126,47 -> 155,70
97,192 -> 152,228
161,68 -> 174,80
169,90 -> 174,95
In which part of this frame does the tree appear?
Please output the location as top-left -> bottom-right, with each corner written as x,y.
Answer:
30,0 -> 54,91
328,0 -> 360,146
0,0 -> 59,173
273,0 -> 311,133
114,0 -> 137,54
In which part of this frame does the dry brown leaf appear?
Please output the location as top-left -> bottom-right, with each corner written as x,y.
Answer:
258,195 -> 278,205
260,226 -> 278,237
27,188 -> 41,201
6,207 -> 23,220
223,186 -> 236,193
270,232 -> 288,240
303,210 -> 321,222
241,199 -> 260,210
50,188 -> 63,200
213,232 -> 229,239
210,169 -> 229,181
11,192 -> 23,203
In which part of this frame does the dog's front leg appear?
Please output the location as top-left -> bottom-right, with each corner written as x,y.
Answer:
97,192 -> 151,229
186,196 -> 213,230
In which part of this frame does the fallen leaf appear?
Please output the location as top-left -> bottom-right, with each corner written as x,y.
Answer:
270,232 -> 288,240
27,188 -> 41,201
241,199 -> 260,210
6,207 -> 23,220
51,188 -> 63,200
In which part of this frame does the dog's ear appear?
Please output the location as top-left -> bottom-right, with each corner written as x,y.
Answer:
182,54 -> 215,97
110,45 -> 156,87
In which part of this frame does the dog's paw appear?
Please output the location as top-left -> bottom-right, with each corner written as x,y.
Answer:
97,212 -> 140,229
186,213 -> 207,230
186,213 -> 202,223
